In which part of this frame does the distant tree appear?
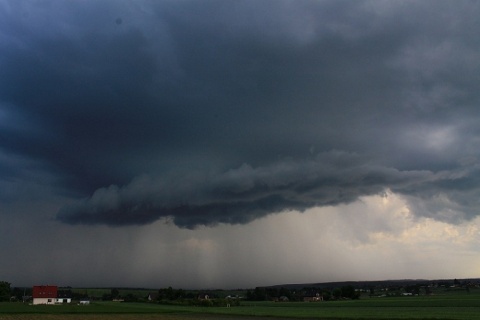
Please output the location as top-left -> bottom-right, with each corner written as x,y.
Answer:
248,287 -> 267,301
322,290 -> 332,301
175,288 -> 185,300
413,285 -> 420,295
124,293 -> 137,302
0,281 -> 11,302
341,285 -> 360,299
265,288 -> 279,300
332,288 -> 342,299
279,287 -> 291,299
72,290 -> 88,300
157,287 -> 186,301
111,288 -> 120,299
425,286 -> 432,295
404,284 -> 422,295
11,287 -> 24,301
185,291 -> 196,299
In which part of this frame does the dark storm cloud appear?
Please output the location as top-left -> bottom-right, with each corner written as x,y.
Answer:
1,0 -> 480,227
57,151 -> 454,228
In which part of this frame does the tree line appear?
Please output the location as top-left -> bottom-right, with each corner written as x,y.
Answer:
0,281 -> 359,303
246,285 -> 360,301
2,278 -> 475,303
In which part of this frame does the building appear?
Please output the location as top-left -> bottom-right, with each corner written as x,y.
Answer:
147,292 -> 158,301
32,285 -> 58,305
303,292 -> 324,302
57,289 -> 72,303
32,286 -> 72,305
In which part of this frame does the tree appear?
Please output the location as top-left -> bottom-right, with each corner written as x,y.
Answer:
279,287 -> 291,299
0,281 -> 11,302
341,285 -> 360,299
11,287 -> 30,302
425,286 -> 432,295
111,288 -> 120,299
332,288 -> 342,299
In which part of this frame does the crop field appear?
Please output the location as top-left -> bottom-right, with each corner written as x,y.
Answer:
1,290 -> 480,320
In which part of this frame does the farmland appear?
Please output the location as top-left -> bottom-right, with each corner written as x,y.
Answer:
1,290 -> 480,320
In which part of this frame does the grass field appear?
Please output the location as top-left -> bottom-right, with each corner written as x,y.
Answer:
1,290 -> 480,319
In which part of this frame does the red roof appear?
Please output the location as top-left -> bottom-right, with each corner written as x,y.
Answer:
32,285 -> 58,299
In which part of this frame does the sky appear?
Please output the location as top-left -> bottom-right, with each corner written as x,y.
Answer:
1,0 -> 480,289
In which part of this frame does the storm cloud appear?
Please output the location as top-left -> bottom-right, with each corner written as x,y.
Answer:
58,151 -> 446,228
3,0 -> 480,289
2,0 -> 480,227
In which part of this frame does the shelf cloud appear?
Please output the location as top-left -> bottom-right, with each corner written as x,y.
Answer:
58,151 -> 457,228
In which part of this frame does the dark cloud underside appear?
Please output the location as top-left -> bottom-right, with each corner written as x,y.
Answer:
1,0 -> 480,227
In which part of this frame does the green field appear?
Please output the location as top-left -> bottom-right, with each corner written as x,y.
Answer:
1,291 -> 480,319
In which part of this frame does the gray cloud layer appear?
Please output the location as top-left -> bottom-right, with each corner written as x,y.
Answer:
58,151 -> 442,228
1,0 -> 480,227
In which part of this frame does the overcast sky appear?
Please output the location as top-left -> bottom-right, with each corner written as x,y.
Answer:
1,0 -> 480,289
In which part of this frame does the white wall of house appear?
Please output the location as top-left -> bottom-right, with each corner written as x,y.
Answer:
56,298 -> 72,303
33,298 -> 56,305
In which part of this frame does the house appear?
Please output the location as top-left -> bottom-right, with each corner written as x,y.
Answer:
32,285 -> 58,305
198,293 -> 210,300
303,292 -> 324,302
147,292 -> 158,301
57,289 -> 72,303
32,286 -> 72,305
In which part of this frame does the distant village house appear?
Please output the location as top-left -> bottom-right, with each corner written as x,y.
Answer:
147,292 -> 159,301
303,292 -> 324,302
32,286 -> 72,305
